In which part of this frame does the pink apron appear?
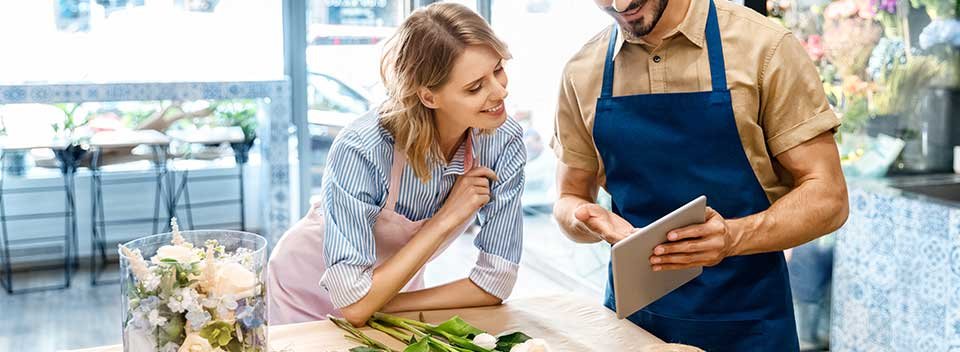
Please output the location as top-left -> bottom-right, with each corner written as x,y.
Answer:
267,137 -> 475,324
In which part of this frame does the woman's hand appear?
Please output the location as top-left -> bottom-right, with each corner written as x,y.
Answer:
434,167 -> 498,228
340,167 -> 498,326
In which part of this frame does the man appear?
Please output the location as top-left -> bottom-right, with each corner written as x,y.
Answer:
550,0 -> 849,350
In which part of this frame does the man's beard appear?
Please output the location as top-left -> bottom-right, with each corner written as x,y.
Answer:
620,0 -> 670,39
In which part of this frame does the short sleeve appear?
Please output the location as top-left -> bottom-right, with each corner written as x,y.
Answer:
550,69 -> 601,171
760,33 -> 841,156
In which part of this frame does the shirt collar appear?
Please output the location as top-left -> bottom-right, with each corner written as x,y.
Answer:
612,0 -> 708,58
441,129 -> 476,177
378,116 -> 476,178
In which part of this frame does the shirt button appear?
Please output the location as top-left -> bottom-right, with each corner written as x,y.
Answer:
652,55 -> 662,63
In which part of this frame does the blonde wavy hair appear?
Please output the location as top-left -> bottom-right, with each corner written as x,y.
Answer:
378,2 -> 511,182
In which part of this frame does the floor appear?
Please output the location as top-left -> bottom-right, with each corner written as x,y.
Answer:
0,211 -> 604,352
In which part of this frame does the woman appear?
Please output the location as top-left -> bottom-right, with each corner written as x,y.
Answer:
268,3 -> 526,326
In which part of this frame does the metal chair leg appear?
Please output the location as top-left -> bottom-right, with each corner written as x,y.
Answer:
181,170 -> 195,230
238,165 -> 245,231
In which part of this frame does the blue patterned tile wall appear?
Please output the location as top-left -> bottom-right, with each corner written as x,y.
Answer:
832,185 -> 959,351
0,81 -> 293,244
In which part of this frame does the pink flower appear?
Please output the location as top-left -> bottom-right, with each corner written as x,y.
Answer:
842,76 -> 870,95
803,35 -> 825,61
856,0 -> 877,19
825,0 -> 859,20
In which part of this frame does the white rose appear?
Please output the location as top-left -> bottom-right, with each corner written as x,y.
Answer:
510,339 -> 550,352
472,333 -> 497,350
526,339 -> 550,352
152,245 -> 201,264
211,262 -> 258,299
178,333 -> 220,352
510,343 -> 530,352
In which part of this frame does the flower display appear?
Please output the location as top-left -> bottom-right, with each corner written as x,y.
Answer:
119,219 -> 267,352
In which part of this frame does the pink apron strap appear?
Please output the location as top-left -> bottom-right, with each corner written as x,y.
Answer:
385,131 -> 474,211
384,144 -> 406,212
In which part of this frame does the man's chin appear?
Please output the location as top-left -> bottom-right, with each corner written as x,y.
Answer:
623,21 -> 654,38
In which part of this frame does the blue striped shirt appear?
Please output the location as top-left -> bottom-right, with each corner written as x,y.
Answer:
318,112 -> 526,308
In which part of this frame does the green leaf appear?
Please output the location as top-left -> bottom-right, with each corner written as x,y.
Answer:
404,337 -> 431,352
350,347 -> 388,352
161,313 -> 184,343
159,268 -> 177,297
199,321 -> 236,348
426,337 -> 467,352
494,332 -> 531,352
435,316 -> 484,338
425,330 -> 491,352
160,258 -> 180,263
225,339 -> 243,352
219,331 -> 233,346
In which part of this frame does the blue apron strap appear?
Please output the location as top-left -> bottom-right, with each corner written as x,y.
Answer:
600,25 -> 618,98
705,0 -> 727,92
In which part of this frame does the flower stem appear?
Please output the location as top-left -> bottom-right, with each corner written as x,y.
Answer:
369,320 -> 412,344
327,315 -> 398,352
371,314 -> 483,352
371,313 -> 430,338
424,336 -> 466,352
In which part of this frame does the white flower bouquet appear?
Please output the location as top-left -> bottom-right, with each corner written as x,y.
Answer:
119,219 -> 268,352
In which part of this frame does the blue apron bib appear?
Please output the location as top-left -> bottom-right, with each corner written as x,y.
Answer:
595,1 -> 798,350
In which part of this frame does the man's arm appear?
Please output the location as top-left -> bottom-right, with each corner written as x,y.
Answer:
553,163 -> 636,244
650,132 -> 848,270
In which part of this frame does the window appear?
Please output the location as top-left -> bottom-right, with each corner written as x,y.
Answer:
490,0 -> 608,209
0,0 -> 284,84
304,0 -> 405,199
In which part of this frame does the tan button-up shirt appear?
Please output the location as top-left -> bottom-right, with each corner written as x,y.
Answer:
550,0 -> 840,203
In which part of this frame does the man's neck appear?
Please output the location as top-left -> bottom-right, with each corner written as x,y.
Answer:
638,0 -> 691,47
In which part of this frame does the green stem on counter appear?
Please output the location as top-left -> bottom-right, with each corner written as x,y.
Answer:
371,313 -> 490,352
372,313 -> 430,338
369,320 -> 413,344
425,336 -> 465,352
373,313 -> 434,329
424,329 -> 492,352
328,315 -> 398,352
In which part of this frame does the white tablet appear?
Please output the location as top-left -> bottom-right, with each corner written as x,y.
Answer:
611,196 -> 707,319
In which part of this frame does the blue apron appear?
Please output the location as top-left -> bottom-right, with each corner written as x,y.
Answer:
595,1 -> 799,350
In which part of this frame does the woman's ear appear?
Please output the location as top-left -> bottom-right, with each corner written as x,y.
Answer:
418,87 -> 439,109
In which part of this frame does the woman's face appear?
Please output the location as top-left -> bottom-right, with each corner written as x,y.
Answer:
426,45 -> 509,132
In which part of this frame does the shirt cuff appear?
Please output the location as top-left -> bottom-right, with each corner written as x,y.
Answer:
549,136 -> 599,172
319,263 -> 373,309
766,110 -> 841,156
468,251 -> 520,300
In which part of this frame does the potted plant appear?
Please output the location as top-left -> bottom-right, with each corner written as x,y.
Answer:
0,113 -> 28,176
51,103 -> 90,175
212,100 -> 258,165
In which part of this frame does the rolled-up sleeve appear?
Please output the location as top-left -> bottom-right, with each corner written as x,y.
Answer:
550,68 -> 600,172
470,133 -> 525,300
318,130 -> 383,309
760,32 -> 840,156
